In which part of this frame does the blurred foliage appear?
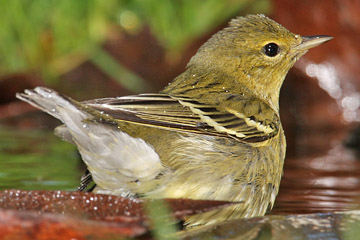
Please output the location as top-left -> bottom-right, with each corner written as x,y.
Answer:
0,0 -> 270,91
0,127 -> 80,191
343,216 -> 360,240
0,0 -> 122,85
122,0 -> 271,51
145,200 -> 179,240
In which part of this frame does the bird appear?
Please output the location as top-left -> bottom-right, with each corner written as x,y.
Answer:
16,14 -> 332,227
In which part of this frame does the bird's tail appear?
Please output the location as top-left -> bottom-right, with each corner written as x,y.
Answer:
17,87 -> 73,119
16,87 -> 89,137
17,87 -> 163,196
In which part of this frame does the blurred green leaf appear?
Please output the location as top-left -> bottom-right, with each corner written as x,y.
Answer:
0,0 -> 123,78
0,0 -> 270,90
90,47 -> 149,92
145,199 -> 179,240
126,0 -> 271,51
342,215 -> 360,240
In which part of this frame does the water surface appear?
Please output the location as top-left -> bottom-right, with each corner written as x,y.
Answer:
0,127 -> 81,191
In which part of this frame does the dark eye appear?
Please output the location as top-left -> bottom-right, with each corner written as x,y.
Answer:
263,43 -> 279,57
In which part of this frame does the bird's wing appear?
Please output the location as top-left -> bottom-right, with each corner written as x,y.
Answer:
83,93 -> 279,144
173,95 -> 280,143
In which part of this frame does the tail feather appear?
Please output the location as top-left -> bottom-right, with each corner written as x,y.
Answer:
16,87 -> 163,195
16,87 -> 89,137
16,87 -> 68,120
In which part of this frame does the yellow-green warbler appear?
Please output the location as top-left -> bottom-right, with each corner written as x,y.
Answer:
17,14 -> 332,227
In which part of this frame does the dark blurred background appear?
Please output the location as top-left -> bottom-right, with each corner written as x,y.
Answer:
1,0 -> 360,215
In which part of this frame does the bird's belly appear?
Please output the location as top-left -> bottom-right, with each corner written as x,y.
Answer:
147,132 -> 285,204
77,123 -> 285,220
147,132 -> 285,226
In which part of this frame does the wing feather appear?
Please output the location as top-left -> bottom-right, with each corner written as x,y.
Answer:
83,93 -> 279,143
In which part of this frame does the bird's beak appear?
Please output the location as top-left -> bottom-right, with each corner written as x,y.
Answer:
294,35 -> 333,51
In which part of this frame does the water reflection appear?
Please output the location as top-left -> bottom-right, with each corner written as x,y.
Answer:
0,127 -> 81,191
273,145 -> 360,215
302,61 -> 360,123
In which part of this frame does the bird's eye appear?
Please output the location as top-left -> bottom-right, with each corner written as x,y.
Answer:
263,43 -> 280,57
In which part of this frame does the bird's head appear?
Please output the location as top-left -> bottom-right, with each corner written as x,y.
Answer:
187,14 -> 332,110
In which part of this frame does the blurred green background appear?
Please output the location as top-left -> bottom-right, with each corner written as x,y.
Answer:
0,0 -> 270,191
0,0 -> 270,93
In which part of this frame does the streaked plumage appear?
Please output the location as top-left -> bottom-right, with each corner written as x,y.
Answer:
16,14 -> 332,227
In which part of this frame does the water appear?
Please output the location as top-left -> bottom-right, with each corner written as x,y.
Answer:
0,123 -> 360,216
273,146 -> 360,215
0,127 -> 81,191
